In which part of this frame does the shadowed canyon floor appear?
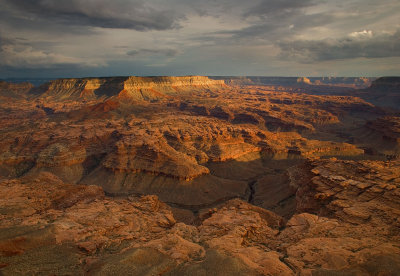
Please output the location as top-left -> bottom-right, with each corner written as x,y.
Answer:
0,76 -> 399,275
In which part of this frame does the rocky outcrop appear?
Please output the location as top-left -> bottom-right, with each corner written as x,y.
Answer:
27,143 -> 87,183
291,159 -> 400,224
282,158 -> 400,274
102,136 -> 210,180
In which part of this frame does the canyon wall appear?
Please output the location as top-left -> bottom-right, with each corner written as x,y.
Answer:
32,76 -> 226,100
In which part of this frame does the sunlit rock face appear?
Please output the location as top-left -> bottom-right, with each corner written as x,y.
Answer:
32,76 -> 226,100
0,76 -> 399,275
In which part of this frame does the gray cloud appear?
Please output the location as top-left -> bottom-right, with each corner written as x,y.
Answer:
192,2 -> 334,44
127,48 -> 181,58
2,0 -> 183,31
0,0 -> 399,77
0,34 -> 102,68
170,0 -> 316,20
243,0 -> 315,18
278,30 -> 400,62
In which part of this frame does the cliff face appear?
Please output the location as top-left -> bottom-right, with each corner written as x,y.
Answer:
355,76 -> 400,109
362,116 -> 400,156
34,76 -> 225,100
370,76 -> 400,90
123,76 -> 225,88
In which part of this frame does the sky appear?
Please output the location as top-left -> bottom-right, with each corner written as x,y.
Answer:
0,0 -> 399,78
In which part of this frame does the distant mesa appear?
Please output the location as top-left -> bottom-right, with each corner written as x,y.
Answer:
29,76 -> 226,100
210,76 -> 374,89
370,76 -> 400,90
297,77 -> 312,85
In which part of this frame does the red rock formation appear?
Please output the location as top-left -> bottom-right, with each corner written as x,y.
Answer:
0,76 -> 397,274
33,76 -> 225,100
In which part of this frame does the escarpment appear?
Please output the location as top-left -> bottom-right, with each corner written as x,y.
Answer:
370,76 -> 400,90
345,77 -> 400,109
31,76 -> 226,100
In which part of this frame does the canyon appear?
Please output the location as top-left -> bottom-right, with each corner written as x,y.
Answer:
0,76 -> 399,275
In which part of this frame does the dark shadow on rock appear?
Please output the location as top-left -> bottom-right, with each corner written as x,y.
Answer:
94,77 -> 129,98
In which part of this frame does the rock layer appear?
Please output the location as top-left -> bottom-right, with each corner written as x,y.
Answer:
32,76 -> 225,100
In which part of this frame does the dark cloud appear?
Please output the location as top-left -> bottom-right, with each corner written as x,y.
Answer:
0,0 -> 399,77
278,30 -> 400,62
243,0 -> 315,18
170,0 -> 316,19
127,48 -> 180,58
2,0 -> 183,31
194,3 -> 334,44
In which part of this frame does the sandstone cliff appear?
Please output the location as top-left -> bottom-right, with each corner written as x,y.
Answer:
32,76 -> 225,100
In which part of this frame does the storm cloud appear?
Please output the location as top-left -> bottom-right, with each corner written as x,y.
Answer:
243,0 -> 315,18
2,0 -> 183,31
0,0 -> 399,77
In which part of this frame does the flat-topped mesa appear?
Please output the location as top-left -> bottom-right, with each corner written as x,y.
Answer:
32,76 -> 226,100
124,76 -> 225,88
29,78 -> 105,99
118,76 -> 226,101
